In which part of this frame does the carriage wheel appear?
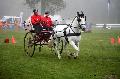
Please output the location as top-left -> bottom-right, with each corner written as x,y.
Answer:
24,32 -> 35,57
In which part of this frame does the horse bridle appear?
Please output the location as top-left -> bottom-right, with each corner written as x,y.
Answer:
69,15 -> 85,32
64,16 -> 83,36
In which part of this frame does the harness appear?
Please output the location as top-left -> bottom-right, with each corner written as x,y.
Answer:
63,24 -> 81,43
54,16 -> 84,43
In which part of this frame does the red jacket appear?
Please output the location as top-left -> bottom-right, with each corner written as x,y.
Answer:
31,14 -> 42,25
42,16 -> 53,27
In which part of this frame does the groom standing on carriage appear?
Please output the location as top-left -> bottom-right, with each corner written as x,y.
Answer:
31,9 -> 53,32
31,9 -> 42,33
42,11 -> 53,31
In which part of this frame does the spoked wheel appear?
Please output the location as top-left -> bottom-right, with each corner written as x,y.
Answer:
24,32 -> 35,57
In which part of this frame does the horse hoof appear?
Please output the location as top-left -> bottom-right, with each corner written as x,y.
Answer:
70,53 -> 73,56
58,57 -> 61,59
74,57 -> 77,59
58,55 -> 61,59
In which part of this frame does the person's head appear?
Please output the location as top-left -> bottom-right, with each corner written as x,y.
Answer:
44,11 -> 50,17
33,9 -> 38,15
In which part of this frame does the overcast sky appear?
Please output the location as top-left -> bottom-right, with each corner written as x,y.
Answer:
0,0 -> 120,24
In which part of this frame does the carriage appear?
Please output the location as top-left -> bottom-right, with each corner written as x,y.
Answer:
24,26 -> 53,57
24,11 -> 86,59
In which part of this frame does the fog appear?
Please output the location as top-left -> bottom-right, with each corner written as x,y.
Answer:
0,0 -> 120,24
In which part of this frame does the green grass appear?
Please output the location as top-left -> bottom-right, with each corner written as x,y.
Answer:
0,28 -> 120,79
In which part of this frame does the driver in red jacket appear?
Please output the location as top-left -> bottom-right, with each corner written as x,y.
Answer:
31,9 -> 42,33
42,11 -> 53,31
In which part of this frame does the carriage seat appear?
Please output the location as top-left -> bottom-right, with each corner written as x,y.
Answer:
29,28 -> 53,34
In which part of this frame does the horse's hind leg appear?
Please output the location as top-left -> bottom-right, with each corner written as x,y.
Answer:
56,46 -> 61,59
54,40 -> 61,59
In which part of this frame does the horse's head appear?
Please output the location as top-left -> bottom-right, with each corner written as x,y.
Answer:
76,11 -> 86,31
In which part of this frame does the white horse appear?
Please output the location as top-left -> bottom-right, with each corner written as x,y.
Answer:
52,11 -> 86,59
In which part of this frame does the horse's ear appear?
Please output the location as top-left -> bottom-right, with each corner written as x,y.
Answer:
77,12 -> 80,17
77,12 -> 79,15
81,11 -> 83,14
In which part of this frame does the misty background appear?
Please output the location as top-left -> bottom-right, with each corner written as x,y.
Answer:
0,0 -> 120,24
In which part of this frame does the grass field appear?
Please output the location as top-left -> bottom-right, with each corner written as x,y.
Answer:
0,28 -> 120,79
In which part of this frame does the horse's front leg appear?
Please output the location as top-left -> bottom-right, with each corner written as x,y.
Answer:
69,40 -> 79,59
74,41 -> 80,59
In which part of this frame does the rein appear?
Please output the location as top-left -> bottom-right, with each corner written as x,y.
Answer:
71,16 -> 77,25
